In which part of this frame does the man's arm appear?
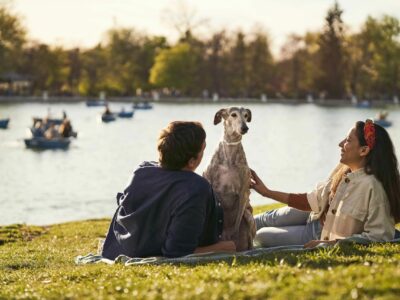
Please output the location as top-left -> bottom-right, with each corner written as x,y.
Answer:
194,241 -> 236,254
163,189 -> 231,257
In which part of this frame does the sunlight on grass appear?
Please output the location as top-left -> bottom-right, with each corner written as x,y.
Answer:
0,204 -> 399,299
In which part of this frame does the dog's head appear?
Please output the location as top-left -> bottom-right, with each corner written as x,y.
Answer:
214,107 -> 252,136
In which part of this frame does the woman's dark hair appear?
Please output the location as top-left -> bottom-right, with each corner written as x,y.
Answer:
355,121 -> 400,222
157,121 -> 206,170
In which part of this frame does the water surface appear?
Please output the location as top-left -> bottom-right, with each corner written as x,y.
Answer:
1,102 -> 399,225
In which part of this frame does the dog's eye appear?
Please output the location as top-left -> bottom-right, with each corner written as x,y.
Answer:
244,114 -> 248,118
231,113 -> 237,117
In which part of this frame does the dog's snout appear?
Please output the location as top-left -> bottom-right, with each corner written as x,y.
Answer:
241,125 -> 249,134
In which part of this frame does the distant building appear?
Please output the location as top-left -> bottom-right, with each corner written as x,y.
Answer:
0,72 -> 32,95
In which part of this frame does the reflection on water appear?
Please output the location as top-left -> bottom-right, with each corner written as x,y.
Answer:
0,102 -> 399,225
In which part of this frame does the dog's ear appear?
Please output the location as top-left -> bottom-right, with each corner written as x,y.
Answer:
214,108 -> 227,125
245,109 -> 252,122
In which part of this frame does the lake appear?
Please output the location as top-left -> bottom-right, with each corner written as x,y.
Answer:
1,101 -> 399,225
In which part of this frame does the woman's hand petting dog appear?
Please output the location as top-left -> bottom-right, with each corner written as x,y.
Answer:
250,169 -> 270,197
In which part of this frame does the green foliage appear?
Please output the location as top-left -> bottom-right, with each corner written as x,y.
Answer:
361,16 -> 400,97
78,45 -> 108,96
150,42 -> 202,95
247,31 -> 274,97
277,33 -> 321,98
315,1 -> 346,99
1,204 -> 399,299
0,4 -> 26,75
203,31 -> 229,96
1,3 -> 400,99
75,30 -> 167,96
228,31 -> 249,97
103,29 -> 167,95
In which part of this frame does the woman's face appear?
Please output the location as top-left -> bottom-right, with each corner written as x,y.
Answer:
339,127 -> 366,170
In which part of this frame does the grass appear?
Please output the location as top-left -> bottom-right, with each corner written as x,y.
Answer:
0,203 -> 399,299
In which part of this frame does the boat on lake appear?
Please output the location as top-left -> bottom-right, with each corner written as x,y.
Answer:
374,119 -> 392,127
24,137 -> 71,149
355,100 -> 371,108
30,127 -> 78,138
33,117 -> 63,125
32,115 -> 77,138
374,111 -> 392,128
118,110 -> 134,118
133,102 -> 153,110
0,118 -> 10,129
86,100 -> 107,107
101,114 -> 116,123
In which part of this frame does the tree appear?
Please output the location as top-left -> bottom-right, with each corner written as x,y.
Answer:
276,32 -> 321,98
0,3 -> 26,75
98,28 -> 168,95
227,31 -> 249,97
18,43 -> 67,95
204,31 -> 229,96
103,28 -> 142,95
161,0 -> 208,41
315,1 -> 346,99
363,16 -> 400,98
345,15 -> 400,99
78,45 -> 108,96
247,30 -> 274,97
135,36 -> 168,91
150,43 -> 201,95
66,48 -> 82,95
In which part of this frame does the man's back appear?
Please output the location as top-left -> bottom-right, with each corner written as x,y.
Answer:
102,162 -> 223,259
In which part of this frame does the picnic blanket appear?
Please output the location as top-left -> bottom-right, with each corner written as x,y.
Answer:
75,235 -> 400,266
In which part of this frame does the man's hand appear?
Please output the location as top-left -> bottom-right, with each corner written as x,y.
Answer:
194,240 -> 236,254
304,239 -> 337,248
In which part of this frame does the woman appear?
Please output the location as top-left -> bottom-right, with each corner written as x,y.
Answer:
101,121 -> 235,259
59,119 -> 74,138
251,120 -> 400,248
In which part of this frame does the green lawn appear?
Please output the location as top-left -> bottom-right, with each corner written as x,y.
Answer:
1,203 -> 399,299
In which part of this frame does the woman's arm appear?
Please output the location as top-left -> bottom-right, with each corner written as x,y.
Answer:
250,169 -> 290,204
250,169 -> 312,211
194,241 -> 236,254
357,203 -> 395,242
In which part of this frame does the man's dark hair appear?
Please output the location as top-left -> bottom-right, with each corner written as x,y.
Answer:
157,121 -> 206,170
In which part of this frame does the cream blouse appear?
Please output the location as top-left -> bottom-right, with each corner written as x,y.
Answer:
307,169 -> 395,241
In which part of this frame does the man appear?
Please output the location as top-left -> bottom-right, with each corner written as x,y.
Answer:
102,121 -> 236,259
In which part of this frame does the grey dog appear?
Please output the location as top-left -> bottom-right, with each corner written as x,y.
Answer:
204,107 -> 256,251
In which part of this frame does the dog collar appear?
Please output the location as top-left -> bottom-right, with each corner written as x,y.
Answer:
223,139 -> 241,145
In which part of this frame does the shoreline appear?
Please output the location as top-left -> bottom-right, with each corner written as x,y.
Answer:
0,203 -> 282,228
0,95 -> 398,107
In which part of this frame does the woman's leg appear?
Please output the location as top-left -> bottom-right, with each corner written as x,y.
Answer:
254,219 -> 321,247
254,206 -> 310,230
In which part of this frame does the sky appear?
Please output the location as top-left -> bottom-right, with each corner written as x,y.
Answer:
7,0 -> 400,56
